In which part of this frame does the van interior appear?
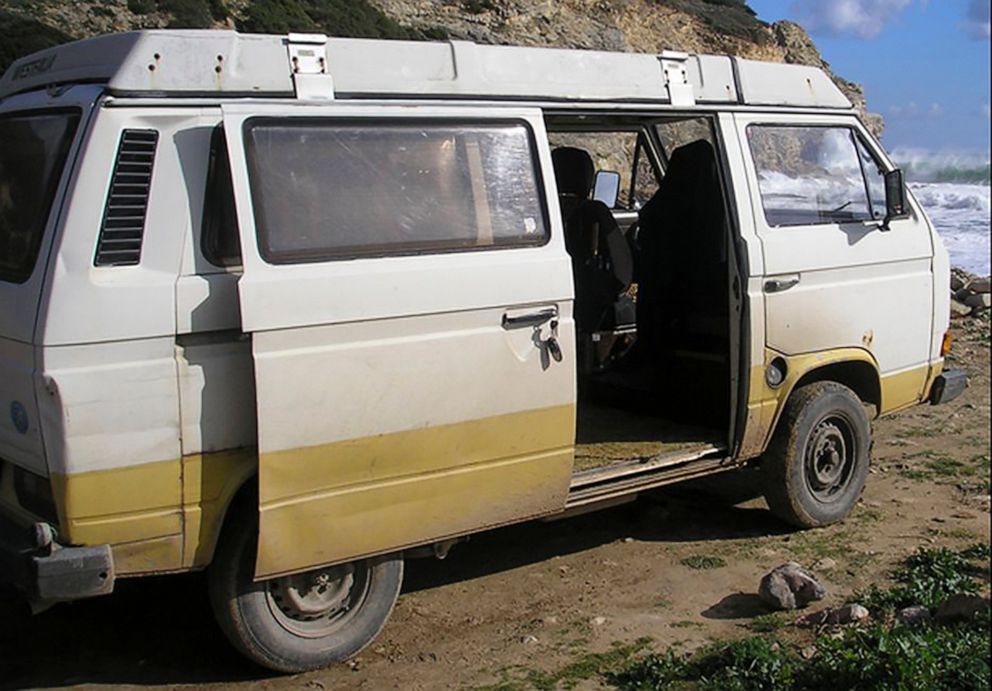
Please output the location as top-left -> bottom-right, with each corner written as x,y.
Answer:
545,114 -> 740,491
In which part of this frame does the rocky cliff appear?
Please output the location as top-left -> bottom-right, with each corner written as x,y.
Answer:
0,0 -> 880,133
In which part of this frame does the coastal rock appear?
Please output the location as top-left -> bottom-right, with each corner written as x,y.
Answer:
951,300 -> 973,318
964,293 -> 991,310
934,594 -> 989,624
758,562 -> 826,610
966,277 -> 991,294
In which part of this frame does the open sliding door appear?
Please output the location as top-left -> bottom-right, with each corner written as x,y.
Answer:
221,104 -> 576,578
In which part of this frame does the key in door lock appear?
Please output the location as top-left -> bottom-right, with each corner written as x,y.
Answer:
546,319 -> 563,363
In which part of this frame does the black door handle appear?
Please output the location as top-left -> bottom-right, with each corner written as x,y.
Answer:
502,307 -> 558,329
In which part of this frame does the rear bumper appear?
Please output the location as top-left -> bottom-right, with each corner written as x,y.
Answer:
929,369 -> 968,405
0,513 -> 114,602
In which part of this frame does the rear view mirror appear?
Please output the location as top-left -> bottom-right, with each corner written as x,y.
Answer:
592,170 -> 621,208
881,168 -> 907,230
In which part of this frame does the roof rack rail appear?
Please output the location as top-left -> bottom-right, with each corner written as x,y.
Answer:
0,30 -> 853,110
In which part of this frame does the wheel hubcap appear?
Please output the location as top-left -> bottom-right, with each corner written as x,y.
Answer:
265,562 -> 370,637
804,416 -> 856,502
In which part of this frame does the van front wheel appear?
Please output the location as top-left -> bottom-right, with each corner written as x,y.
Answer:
762,381 -> 870,528
208,513 -> 403,673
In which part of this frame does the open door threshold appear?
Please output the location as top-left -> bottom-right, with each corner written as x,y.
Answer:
566,444 -> 730,509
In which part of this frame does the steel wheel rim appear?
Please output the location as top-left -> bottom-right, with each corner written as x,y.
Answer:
804,414 -> 856,503
265,562 -> 372,638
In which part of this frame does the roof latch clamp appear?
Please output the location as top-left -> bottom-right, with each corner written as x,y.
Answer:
659,51 -> 695,107
287,33 -> 334,100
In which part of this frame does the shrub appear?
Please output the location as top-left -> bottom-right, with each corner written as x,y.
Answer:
238,0 -> 444,40
159,0 -> 213,28
0,11 -> 72,76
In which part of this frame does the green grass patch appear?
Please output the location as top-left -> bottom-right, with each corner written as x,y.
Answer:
857,544 -> 987,614
485,638 -> 651,691
748,612 -> 789,633
680,555 -> 726,570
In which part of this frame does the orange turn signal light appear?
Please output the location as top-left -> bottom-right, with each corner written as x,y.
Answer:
941,331 -> 953,357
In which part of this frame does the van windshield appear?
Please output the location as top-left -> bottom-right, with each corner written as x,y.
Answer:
0,110 -> 80,284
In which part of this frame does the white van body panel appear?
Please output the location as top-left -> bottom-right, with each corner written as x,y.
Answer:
0,86 -> 99,476
734,113 -> 934,400
33,105 -> 190,480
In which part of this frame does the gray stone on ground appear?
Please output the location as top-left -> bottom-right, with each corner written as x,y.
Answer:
795,603 -> 868,628
896,605 -> 932,626
758,562 -> 826,610
934,594 -> 989,624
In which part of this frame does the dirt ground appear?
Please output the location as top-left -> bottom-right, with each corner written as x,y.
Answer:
1,317 -> 988,691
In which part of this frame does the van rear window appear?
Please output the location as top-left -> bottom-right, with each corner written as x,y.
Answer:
243,119 -> 549,263
0,111 -> 80,283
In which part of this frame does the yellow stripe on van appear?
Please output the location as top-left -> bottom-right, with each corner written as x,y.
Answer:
257,404 -> 575,578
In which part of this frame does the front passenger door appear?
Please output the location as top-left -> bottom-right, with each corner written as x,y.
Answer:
736,114 -> 933,413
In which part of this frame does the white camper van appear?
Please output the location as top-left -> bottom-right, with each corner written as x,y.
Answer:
0,30 -> 965,672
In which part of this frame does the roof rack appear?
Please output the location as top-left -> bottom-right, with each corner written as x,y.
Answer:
0,30 -> 852,109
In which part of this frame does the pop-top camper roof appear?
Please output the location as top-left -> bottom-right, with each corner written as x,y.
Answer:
0,30 -> 852,109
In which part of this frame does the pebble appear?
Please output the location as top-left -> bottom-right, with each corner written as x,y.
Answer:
521,635 -> 539,645
591,616 -> 607,626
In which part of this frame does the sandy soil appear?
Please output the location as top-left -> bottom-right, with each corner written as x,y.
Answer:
1,318 -> 988,691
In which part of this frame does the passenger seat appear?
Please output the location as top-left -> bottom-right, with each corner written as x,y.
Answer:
550,146 -> 634,335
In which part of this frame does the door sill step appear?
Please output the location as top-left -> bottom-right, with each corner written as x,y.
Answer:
566,447 -> 731,509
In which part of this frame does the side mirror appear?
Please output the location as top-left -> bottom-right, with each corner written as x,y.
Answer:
592,170 -> 621,209
881,168 -> 907,231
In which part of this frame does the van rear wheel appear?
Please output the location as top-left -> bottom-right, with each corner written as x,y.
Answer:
762,381 -> 870,528
208,512 -> 403,673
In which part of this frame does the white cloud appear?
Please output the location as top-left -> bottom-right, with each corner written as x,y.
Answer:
791,0 -> 912,39
961,0 -> 991,39
888,101 -> 945,119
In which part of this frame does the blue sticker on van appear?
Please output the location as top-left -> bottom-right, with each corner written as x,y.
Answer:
10,401 -> 28,434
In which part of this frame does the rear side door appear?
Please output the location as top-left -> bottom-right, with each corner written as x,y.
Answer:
734,114 -> 934,412
222,104 -> 576,578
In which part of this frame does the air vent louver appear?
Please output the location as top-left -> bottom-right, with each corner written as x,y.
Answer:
94,129 -> 158,266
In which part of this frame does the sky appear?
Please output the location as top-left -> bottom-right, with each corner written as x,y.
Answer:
747,0 -> 991,157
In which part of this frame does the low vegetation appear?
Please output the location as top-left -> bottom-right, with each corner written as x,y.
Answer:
679,555 -> 726,570
607,544 -> 990,690
652,0 -> 770,43
0,10 -> 72,75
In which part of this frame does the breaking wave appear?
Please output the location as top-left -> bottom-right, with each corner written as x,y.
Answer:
910,182 -> 990,276
892,148 -> 991,186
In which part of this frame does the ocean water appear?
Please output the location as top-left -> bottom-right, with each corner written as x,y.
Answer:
892,148 -> 990,276
910,182 -> 990,276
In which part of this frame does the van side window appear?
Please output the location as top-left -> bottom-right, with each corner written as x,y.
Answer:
0,110 -> 80,283
855,137 -> 887,221
746,125 -> 873,227
201,127 -> 242,267
243,120 -> 548,263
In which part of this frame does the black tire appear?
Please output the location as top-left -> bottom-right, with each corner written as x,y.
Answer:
763,381 -> 871,528
208,511 -> 403,673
